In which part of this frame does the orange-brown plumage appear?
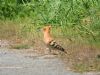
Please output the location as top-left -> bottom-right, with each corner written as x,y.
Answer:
42,25 -> 67,54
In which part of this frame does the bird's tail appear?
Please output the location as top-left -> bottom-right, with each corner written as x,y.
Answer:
49,40 -> 67,54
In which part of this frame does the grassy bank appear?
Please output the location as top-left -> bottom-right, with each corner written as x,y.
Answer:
0,20 -> 100,72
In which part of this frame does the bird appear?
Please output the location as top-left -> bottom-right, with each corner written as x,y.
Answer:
42,25 -> 67,54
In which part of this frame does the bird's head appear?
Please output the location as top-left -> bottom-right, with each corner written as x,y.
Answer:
42,25 -> 51,33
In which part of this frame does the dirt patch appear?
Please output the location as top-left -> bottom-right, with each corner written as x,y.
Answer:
0,39 -> 100,72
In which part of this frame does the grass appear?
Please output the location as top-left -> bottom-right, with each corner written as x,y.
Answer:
59,42 -> 100,72
73,59 -> 100,72
0,21 -> 19,39
10,44 -> 30,49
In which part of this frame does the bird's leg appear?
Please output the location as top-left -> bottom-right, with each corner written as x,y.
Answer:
48,47 -> 53,54
59,51 -> 64,56
48,45 -> 54,54
45,47 -> 51,55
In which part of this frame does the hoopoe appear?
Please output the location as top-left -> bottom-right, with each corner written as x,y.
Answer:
42,25 -> 67,54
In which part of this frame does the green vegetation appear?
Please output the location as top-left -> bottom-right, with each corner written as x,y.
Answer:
0,0 -> 100,45
10,44 -> 30,49
0,0 -> 100,72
